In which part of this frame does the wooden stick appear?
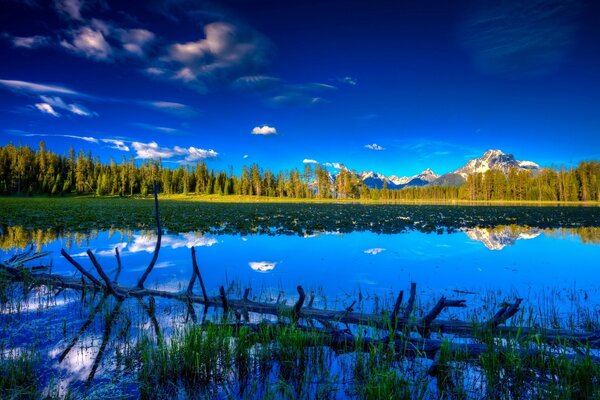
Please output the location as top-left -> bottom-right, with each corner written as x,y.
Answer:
293,285 -> 306,319
136,181 -> 162,289
86,250 -> 124,300
112,246 -> 122,284
219,286 -> 229,313
391,290 -> 404,323
191,246 -> 209,303
403,282 -> 417,319
60,249 -> 103,288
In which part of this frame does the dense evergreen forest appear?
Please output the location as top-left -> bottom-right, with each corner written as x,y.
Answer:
0,142 -> 599,202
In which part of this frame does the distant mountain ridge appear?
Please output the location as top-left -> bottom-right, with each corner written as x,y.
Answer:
359,168 -> 439,189
357,149 -> 540,189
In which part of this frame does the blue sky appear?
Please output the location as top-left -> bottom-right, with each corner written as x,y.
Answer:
1,0 -> 599,177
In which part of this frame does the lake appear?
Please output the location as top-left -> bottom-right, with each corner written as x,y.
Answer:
1,202 -> 600,398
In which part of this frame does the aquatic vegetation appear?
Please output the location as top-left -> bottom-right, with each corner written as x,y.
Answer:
1,197 -> 600,237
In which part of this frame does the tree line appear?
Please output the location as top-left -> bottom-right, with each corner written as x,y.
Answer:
0,142 -> 598,202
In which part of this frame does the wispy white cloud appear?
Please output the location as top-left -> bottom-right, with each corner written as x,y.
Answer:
364,248 -> 385,255
34,103 -> 60,117
323,162 -> 347,170
459,0 -> 581,77
39,95 -> 97,117
12,35 -> 49,49
243,154 -> 249,159
303,159 -> 318,164
251,125 -> 277,135
101,138 -> 129,151
365,143 -> 385,151
132,122 -> 178,133
338,76 -> 357,86
55,0 -> 84,21
0,79 -> 78,95
145,101 -> 199,117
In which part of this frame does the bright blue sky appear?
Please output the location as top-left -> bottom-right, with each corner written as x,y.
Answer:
1,0 -> 599,177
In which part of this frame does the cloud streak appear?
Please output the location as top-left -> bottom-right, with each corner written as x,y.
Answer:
459,0 -> 581,77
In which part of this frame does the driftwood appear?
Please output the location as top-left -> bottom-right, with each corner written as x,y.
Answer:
2,182 -> 600,386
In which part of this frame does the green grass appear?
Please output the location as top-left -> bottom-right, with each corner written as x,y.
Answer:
0,346 -> 39,399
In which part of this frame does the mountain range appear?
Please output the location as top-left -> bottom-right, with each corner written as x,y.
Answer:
358,149 -> 540,189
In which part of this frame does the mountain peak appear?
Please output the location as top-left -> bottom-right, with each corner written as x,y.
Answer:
454,149 -> 539,177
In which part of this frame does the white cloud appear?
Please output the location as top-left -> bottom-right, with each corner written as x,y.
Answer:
303,159 -> 318,164
0,79 -> 78,95
162,22 -> 270,91
132,122 -> 177,133
12,35 -> 48,49
101,139 -> 129,151
364,248 -> 385,255
179,146 -> 219,162
146,101 -> 199,117
55,0 -> 84,20
39,95 -> 96,117
365,143 -> 385,151
323,162 -> 347,170
34,103 -> 60,117
117,28 -> 155,57
131,141 -> 175,159
248,261 -> 278,273
251,125 -> 277,135
243,154 -> 249,159
338,76 -> 358,86
61,26 -> 112,60
132,141 -> 218,162
128,233 -> 217,253
63,135 -> 98,143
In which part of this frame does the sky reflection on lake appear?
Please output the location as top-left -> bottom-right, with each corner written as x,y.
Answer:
2,226 -> 599,303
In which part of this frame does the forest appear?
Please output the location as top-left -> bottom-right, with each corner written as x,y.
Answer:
0,142 -> 599,202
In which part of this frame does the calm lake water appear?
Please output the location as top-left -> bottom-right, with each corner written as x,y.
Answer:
2,226 -> 600,302
1,223 -> 600,397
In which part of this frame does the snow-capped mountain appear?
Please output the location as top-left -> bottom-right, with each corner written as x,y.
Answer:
360,169 -> 439,189
454,149 -> 540,177
429,149 -> 541,187
464,227 -> 541,250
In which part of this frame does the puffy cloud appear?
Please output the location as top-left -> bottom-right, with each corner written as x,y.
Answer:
303,159 -> 318,164
61,26 -> 112,60
117,28 -> 155,57
12,35 -> 49,49
251,125 -> 277,135
161,22 -> 270,91
177,146 -> 219,162
0,79 -> 78,95
248,261 -> 278,273
131,141 -> 176,159
132,141 -> 218,162
365,143 -> 385,151
243,154 -> 249,159
34,103 -> 60,117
